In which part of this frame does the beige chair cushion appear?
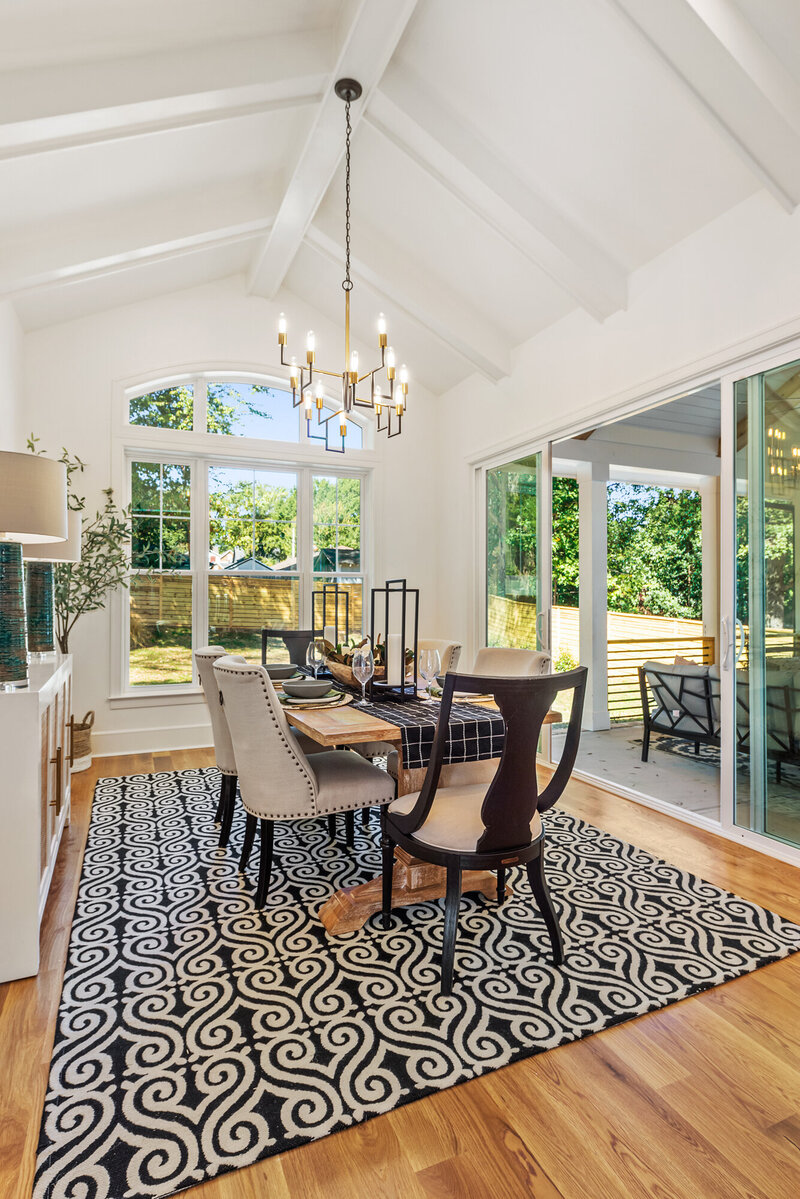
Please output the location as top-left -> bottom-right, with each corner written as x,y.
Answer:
472,647 -> 551,676
389,784 -> 542,853
419,637 -> 462,675
308,750 -> 396,815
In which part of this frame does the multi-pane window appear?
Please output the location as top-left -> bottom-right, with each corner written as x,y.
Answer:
313,475 -> 363,639
207,382 -> 300,441
129,461 -> 193,687
208,467 -> 300,663
129,386 -> 194,431
123,377 -> 369,690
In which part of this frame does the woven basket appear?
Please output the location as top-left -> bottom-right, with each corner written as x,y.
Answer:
326,660 -> 386,689
72,711 -> 95,760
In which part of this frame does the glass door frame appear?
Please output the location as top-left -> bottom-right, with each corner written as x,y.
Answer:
720,340 -> 800,866
476,439 -> 553,660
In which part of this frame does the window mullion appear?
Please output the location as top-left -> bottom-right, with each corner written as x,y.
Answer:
194,376 -> 207,435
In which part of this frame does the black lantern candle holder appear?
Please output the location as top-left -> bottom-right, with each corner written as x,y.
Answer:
369,578 -> 419,703
312,581 -> 351,676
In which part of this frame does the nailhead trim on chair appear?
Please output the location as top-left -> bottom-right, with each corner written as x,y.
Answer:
215,662 -> 319,817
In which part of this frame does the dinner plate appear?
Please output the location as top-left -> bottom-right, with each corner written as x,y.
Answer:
279,693 -> 353,710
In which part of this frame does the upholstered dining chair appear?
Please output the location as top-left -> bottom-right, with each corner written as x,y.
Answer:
380,666 -> 587,995
196,646 -> 327,848
472,646 -> 551,676
195,646 -> 243,847
421,637 -> 462,675
213,656 -> 396,908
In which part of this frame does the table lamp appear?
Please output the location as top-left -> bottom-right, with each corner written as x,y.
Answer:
0,450 -> 68,688
23,509 -> 82,658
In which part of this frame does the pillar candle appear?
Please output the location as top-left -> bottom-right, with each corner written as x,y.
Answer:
324,624 -> 337,646
387,633 -> 402,686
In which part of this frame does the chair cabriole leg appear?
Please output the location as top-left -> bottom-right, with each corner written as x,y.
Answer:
255,819 -> 274,909
361,806 -> 371,828
344,809 -> 355,848
214,775 -> 225,823
239,811 -> 256,873
327,814 -> 336,839
441,861 -> 462,996
496,865 -> 506,904
526,844 -> 564,966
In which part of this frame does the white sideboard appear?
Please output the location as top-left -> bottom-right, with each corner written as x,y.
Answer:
0,654 -> 73,982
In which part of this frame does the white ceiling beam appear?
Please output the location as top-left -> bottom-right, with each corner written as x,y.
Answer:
248,0 -> 419,300
305,222 -> 512,382
605,0 -> 800,212
0,185 -> 272,296
0,32 -> 328,160
366,70 -> 628,322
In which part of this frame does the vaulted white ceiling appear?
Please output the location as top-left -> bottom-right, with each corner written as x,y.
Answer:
2,0 -> 800,393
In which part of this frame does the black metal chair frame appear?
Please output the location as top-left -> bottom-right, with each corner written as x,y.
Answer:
261,627 -> 317,667
638,665 -> 720,762
381,666 -> 587,995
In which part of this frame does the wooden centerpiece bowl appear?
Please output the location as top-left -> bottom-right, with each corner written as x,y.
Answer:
327,659 -> 386,689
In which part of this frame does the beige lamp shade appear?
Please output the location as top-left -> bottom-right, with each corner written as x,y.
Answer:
23,508 -> 82,562
0,450 -> 68,543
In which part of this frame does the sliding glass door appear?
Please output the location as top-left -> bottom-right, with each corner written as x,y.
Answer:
485,449 -> 551,655
723,356 -> 800,851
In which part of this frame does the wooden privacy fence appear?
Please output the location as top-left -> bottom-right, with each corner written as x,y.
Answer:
608,636 -> 716,721
129,573 -> 363,644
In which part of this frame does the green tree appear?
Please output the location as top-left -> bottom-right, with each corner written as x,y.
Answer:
129,383 -> 276,434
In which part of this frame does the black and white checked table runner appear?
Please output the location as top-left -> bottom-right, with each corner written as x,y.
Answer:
351,695 -> 505,771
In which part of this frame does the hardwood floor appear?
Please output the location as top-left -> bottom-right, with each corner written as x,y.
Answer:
3,750 -> 800,1199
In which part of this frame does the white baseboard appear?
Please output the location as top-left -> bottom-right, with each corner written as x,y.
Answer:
91,720 -> 213,757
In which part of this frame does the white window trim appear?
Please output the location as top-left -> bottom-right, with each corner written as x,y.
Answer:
112,368 -> 373,700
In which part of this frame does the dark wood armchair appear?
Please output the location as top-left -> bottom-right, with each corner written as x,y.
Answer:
380,666 -> 587,995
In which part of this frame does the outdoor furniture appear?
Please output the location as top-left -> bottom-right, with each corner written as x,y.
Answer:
380,666 -> 587,994
638,660 -> 720,762
213,657 -> 395,908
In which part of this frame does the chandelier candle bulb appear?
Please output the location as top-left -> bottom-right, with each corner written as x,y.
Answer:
349,350 -> 359,382
340,411 -> 347,436
400,365 -> 409,393
378,313 -> 387,347
386,347 -> 396,379
278,313 -> 287,345
306,331 -> 315,365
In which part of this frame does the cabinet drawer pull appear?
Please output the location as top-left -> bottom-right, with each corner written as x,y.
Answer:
49,746 -> 63,811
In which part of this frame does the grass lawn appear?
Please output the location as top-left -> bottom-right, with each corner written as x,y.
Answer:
129,629 -> 286,686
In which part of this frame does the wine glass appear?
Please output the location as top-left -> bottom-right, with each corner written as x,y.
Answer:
306,640 -> 322,679
418,648 -> 441,701
352,644 -> 374,704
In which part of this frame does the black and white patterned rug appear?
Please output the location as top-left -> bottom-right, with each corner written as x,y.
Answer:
34,768 -> 800,1199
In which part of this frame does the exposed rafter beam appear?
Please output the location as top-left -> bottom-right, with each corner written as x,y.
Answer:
0,185 -> 272,296
248,0 -> 418,300
365,70 -> 628,322
304,222 -> 512,382
605,0 -> 800,212
0,32 -> 328,160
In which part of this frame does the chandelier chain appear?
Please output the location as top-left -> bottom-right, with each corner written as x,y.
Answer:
343,99 -> 353,293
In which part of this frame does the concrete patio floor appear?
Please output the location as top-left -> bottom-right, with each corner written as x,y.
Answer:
551,722 -> 720,821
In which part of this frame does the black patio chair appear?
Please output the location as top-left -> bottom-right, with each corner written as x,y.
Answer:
380,666 -> 587,995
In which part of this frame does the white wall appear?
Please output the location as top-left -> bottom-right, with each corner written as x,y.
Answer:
434,191 -> 800,664
0,300 -> 23,451
23,275 -> 439,755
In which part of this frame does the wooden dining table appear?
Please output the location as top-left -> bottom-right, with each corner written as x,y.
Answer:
283,696 -> 560,936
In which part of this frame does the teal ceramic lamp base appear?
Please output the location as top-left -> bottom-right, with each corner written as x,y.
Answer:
0,540 -> 29,688
25,560 -> 55,657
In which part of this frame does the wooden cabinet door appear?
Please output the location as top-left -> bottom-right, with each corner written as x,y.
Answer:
39,704 -> 51,878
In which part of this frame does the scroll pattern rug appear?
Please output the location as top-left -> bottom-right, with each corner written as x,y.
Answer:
34,768 -> 800,1199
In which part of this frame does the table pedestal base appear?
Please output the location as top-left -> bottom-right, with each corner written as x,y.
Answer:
318,846 -> 510,936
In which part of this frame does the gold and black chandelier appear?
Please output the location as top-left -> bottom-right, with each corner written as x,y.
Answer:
277,78 -> 408,454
